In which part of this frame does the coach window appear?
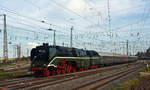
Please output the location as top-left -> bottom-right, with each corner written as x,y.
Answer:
81,50 -> 87,56
77,50 -> 83,56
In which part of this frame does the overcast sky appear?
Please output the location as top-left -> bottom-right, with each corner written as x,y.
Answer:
0,0 -> 150,57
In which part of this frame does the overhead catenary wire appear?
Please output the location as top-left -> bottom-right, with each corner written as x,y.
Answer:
1,18 -> 110,45
0,0 -> 149,54
0,5 -> 71,31
48,0 -> 96,25
6,25 -> 70,44
0,3 -> 93,31
111,16 -> 150,32
6,24 -> 69,37
5,14 -> 71,35
6,13 -> 107,38
0,1 -> 147,37
0,7 -> 92,34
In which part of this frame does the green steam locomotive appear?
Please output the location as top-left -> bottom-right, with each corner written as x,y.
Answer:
30,43 -> 137,76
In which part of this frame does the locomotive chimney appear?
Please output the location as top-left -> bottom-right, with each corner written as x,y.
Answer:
43,43 -> 49,46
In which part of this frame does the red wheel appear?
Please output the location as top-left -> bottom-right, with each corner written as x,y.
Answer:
57,60 -> 67,74
79,68 -> 84,71
84,66 -> 89,70
91,65 -> 98,69
52,70 -> 56,75
72,67 -> 76,72
43,68 -> 50,77
62,70 -> 66,74
63,64 -> 67,73
67,64 -> 72,73
57,69 -> 61,75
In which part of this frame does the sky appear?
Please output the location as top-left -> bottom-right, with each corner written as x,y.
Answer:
0,0 -> 150,58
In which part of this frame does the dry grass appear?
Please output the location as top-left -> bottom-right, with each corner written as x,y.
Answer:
111,65 -> 150,90
0,59 -> 30,68
140,72 -> 150,77
0,63 -> 16,68
140,65 -> 150,77
111,78 -> 139,90
0,71 -> 28,78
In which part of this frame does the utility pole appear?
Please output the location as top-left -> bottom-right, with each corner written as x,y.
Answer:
70,26 -> 73,48
0,14 -> 8,62
53,30 -> 56,46
107,0 -> 111,37
126,40 -> 129,56
27,48 -> 29,57
13,45 -> 16,58
62,42 -> 64,46
12,44 -> 17,58
47,24 -> 56,46
122,44 -> 125,55
17,44 -> 21,61
48,29 -> 56,46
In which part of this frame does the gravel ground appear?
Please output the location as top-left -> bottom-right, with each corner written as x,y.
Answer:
135,76 -> 150,90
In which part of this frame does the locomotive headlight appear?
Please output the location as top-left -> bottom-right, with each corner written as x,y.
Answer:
39,50 -> 46,53
34,56 -> 37,59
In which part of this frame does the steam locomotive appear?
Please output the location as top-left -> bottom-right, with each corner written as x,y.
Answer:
30,43 -> 137,76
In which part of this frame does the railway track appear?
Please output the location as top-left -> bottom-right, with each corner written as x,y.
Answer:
35,63 -> 143,90
3,62 -> 30,73
0,62 -> 143,90
74,65 -> 144,90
